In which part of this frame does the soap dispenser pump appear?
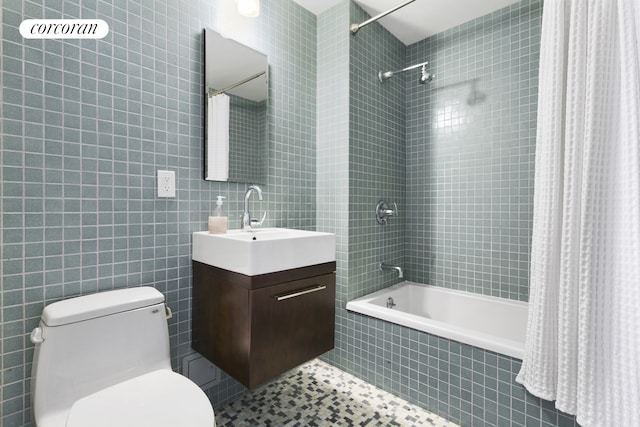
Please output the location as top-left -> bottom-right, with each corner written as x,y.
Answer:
208,196 -> 228,234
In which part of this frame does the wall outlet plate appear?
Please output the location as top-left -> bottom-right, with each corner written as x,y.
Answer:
157,170 -> 175,198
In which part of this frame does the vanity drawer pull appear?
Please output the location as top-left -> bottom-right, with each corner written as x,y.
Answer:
275,285 -> 327,301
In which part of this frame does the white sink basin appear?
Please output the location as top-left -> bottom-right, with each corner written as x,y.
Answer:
192,228 -> 336,276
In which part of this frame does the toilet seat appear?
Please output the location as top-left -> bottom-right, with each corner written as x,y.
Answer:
65,370 -> 215,427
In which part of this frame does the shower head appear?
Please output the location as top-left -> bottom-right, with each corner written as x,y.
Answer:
419,73 -> 434,84
419,64 -> 434,84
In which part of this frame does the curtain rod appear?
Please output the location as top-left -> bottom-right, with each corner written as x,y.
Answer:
208,71 -> 266,97
350,0 -> 416,35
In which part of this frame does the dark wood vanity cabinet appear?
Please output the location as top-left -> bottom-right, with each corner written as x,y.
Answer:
192,261 -> 336,389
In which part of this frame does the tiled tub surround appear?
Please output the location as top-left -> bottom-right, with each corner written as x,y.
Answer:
1,0 -> 317,424
320,1 -> 578,426
330,319 -> 578,427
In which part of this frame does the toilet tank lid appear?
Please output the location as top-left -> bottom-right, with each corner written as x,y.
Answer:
42,287 -> 165,327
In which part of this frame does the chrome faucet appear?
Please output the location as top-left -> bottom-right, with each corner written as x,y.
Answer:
380,262 -> 403,279
242,185 -> 264,231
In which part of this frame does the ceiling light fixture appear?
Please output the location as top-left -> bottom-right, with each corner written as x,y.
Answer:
237,0 -> 260,17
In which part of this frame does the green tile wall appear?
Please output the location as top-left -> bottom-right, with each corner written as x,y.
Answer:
316,1 -> 350,306
405,1 -> 539,302
347,0 -> 406,301
0,0 -> 316,424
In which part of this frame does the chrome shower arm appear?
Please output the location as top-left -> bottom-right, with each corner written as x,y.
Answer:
395,61 -> 429,73
378,61 -> 429,83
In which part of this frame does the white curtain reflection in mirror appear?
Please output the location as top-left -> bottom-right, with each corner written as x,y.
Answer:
207,93 -> 230,181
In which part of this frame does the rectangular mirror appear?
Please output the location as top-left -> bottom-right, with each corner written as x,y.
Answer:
204,28 -> 268,183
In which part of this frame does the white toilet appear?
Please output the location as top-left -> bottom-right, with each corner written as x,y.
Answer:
29,287 -> 215,427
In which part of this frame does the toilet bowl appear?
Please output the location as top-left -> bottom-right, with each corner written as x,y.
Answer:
29,287 -> 215,427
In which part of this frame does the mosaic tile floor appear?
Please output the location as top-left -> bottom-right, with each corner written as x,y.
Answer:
215,359 -> 459,426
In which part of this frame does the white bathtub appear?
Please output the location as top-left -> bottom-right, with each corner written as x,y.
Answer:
346,282 -> 528,359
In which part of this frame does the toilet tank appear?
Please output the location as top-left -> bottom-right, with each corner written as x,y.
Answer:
31,287 -> 172,425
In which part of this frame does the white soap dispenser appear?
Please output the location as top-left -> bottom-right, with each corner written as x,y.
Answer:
208,196 -> 228,234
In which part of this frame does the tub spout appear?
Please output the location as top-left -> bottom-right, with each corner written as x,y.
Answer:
380,262 -> 403,279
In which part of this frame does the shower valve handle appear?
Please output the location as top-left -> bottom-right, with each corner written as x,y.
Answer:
376,201 -> 398,224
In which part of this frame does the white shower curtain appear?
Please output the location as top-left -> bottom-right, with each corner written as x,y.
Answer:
515,0 -> 640,426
